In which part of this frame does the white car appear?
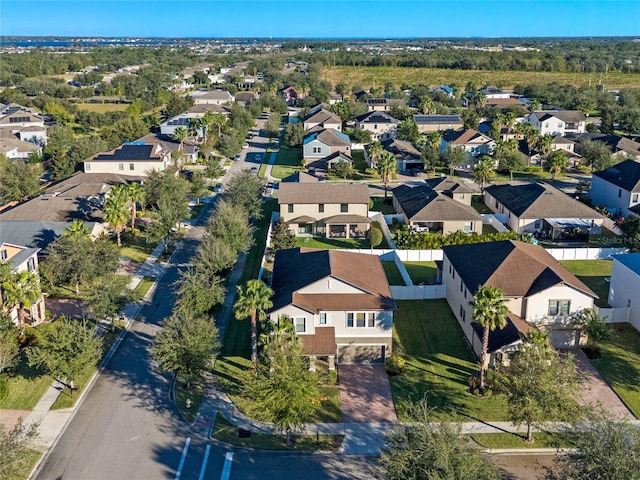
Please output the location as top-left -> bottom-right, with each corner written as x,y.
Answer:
242,143 -> 249,149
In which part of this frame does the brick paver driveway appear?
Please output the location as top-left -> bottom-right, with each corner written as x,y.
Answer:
571,349 -> 634,419
338,364 -> 397,423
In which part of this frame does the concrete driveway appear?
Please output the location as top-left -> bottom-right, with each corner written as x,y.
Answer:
338,364 -> 397,423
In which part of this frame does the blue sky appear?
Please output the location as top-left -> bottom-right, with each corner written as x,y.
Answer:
2,1 -> 639,38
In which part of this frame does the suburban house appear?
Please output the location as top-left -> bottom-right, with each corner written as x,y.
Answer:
281,86 -> 304,106
577,134 -> 640,160
441,129 -> 496,160
392,184 -> 483,234
484,97 -> 528,109
527,110 -> 587,136
268,247 -> 396,366
302,129 -> 351,161
590,159 -> 640,217
159,113 -> 204,137
413,114 -> 464,133
424,176 -> 475,205
306,151 -> 353,176
234,92 -> 259,107
302,108 -> 342,132
608,253 -> 640,332
366,98 -> 405,112
0,241 -> 46,327
281,171 -> 319,183
484,182 -> 604,241
278,182 -> 370,238
83,142 -> 170,176
0,134 -> 42,160
0,220 -> 104,252
0,103 -> 47,159
134,133 -> 198,164
442,240 -> 597,364
551,136 -> 578,155
355,111 -> 398,141
187,103 -> 231,117
379,138 -> 422,171
429,85 -> 455,98
190,89 -> 234,105
478,86 -> 511,99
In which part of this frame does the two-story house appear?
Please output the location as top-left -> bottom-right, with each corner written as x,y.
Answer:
278,182 -> 370,238
190,90 -> 234,105
268,248 -> 396,366
0,103 -> 47,159
424,176 -> 475,205
0,241 -> 46,327
83,142 -> 170,176
440,129 -> 496,161
302,108 -> 342,132
429,85 -> 455,98
392,184 -> 483,234
355,111 -> 398,141
302,129 -> 351,161
442,240 -> 597,365
366,98 -> 405,112
527,110 -> 587,136
484,182 -> 604,241
414,114 -> 464,134
591,159 -> 640,217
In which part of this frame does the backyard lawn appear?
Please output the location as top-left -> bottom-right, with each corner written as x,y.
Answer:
390,300 -> 508,422
471,195 -> 493,214
590,324 -> 640,418
295,237 -> 371,250
560,260 -> 612,307
370,196 -> 396,215
382,261 -> 405,286
270,146 -> 302,179
403,261 -> 438,285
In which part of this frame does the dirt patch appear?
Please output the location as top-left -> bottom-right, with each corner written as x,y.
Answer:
45,298 -> 86,319
488,453 -> 558,480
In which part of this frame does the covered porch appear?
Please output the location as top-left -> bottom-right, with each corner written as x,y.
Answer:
300,327 -> 337,371
286,215 -> 317,237
542,218 -> 600,243
321,214 -> 372,239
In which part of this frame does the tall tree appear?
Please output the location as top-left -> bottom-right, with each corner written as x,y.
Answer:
151,314 -> 219,389
367,141 -> 383,168
172,126 -> 189,152
379,398 -> 501,480
27,316 -> 102,396
1,270 -> 42,332
0,315 -> 20,375
333,160 -> 353,179
63,219 -> 91,239
472,285 -> 508,388
194,235 -> 237,279
85,273 -> 132,322
473,156 -> 496,189
546,150 -> 568,180
222,170 -> 264,219
443,145 -> 469,176
537,134 -> 554,158
377,151 -> 397,198
234,280 -> 274,374
174,268 -> 225,317
126,182 -> 146,230
270,219 -> 296,251
0,157 -> 43,204
616,216 -> 640,252
206,200 -> 255,254
103,184 -> 130,247
579,139 -> 613,172
495,338 -> 582,442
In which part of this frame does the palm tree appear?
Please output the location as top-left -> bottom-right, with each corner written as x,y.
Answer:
234,280 -> 274,374
376,151 -> 397,198
420,97 -> 435,115
201,110 -> 215,144
504,111 -> 517,134
529,99 -> 541,112
210,113 -> 226,138
537,134 -> 553,158
473,156 -> 496,190
104,185 -> 130,247
546,150 -> 568,180
172,126 -> 189,151
126,182 -> 146,230
2,270 -> 42,331
367,141 -> 383,168
426,131 -> 442,151
63,219 -> 91,239
472,285 -> 508,388
188,118 -> 203,143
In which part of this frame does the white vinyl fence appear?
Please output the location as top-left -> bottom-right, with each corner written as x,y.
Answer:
390,284 -> 447,300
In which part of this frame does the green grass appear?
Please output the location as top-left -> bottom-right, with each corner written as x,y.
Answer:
74,102 -> 130,112
382,261 -> 405,286
175,376 -> 205,423
132,276 -> 155,301
119,232 -> 155,263
0,354 -> 51,410
560,260 -> 612,308
468,432 -> 576,449
295,236 -> 371,250
370,196 -> 396,215
271,146 -> 302,179
482,224 -> 498,235
214,357 -> 342,423
5,448 -> 42,480
471,195 -> 493,214
591,324 -> 640,418
588,227 -> 625,248
0,376 -> 7,401
390,300 -> 508,422
403,261 -> 438,285
212,414 -> 343,450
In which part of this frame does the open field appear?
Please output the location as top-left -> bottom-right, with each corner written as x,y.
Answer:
321,66 -> 640,90
74,103 -> 130,113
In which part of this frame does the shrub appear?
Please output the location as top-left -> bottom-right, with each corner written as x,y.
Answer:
385,355 -> 406,376
367,227 -> 383,247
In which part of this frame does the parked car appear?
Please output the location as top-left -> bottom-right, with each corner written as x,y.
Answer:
251,166 -> 258,173
234,154 -> 241,161
242,143 -> 249,149
213,183 -> 223,193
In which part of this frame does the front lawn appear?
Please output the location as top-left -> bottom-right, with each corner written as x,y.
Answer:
212,414 -> 343,451
175,376 -> 205,423
469,432 -> 576,449
271,146 -> 302,179
403,261 -> 438,285
382,261 -> 405,286
591,324 -> 640,418
0,354 -> 51,410
560,260 -> 612,307
119,232 -> 156,263
390,300 -> 508,422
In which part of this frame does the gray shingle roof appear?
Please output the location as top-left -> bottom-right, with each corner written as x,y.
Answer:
278,183 -> 369,205
393,185 -> 482,222
356,111 -> 398,124
485,182 -> 603,219
424,176 -> 474,194
593,159 -> 640,192
0,220 -> 98,250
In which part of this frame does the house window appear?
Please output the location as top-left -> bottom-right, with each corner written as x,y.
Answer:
460,279 -> 463,292
463,221 -> 473,232
495,200 -> 499,208
460,194 -> 465,199
85,163 -> 90,171
288,204 -> 294,213
374,124 -> 378,130
319,204 -> 325,213
313,146 -> 322,154
459,304 -> 463,317
548,300 -> 571,316
340,203 -> 348,213
129,163 -> 135,171
320,313 -> 327,325
452,269 -> 455,279
0,249 -> 6,261
464,288 -> 467,299
27,257 -> 36,272
619,189 -> 622,198
118,163 -> 124,171
633,194 -> 639,203
347,312 -> 376,328
294,317 -> 306,333
534,219 -> 543,229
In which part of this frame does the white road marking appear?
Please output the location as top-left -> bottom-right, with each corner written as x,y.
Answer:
174,437 -> 191,480
220,451 -> 234,480
198,445 -> 211,480
127,435 -> 141,441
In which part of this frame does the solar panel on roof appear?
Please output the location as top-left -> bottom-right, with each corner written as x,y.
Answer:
414,115 -> 461,123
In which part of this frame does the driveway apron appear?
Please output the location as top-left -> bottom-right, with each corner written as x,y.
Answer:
338,364 -> 397,423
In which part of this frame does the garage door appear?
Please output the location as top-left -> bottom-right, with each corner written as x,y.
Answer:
338,345 -> 385,364
548,328 -> 580,349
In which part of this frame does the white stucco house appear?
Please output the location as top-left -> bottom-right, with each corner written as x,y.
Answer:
608,253 -> 640,333
527,110 -> 587,136
590,159 -> 640,217
83,142 -> 170,176
442,240 -> 597,365
268,248 -> 396,367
